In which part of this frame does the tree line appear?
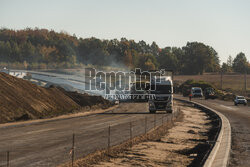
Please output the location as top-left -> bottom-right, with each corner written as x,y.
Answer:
0,28 -> 249,74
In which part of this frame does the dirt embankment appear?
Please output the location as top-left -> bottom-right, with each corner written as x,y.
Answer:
0,72 -> 111,124
92,104 -> 212,167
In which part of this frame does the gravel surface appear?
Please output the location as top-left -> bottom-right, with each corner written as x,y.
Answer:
93,104 -> 211,167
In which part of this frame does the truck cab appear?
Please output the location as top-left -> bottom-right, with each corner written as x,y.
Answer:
148,76 -> 173,113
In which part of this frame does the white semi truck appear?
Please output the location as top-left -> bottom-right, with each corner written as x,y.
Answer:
148,76 -> 173,113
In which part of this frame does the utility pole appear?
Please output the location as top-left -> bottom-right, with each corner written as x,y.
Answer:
7,151 -> 9,167
220,71 -> 223,90
71,133 -> 75,167
244,68 -> 247,93
108,125 -> 111,152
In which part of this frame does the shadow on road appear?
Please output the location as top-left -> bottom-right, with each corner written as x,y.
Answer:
99,112 -> 171,115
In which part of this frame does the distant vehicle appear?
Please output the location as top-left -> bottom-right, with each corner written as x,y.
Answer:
191,87 -> 203,97
234,96 -> 247,106
204,87 -> 216,99
148,76 -> 173,113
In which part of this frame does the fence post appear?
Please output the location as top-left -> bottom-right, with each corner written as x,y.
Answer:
108,125 -> 111,153
220,71 -> 223,90
7,151 -> 9,167
71,133 -> 75,167
130,121 -> 132,147
145,117 -> 147,134
244,70 -> 247,93
154,114 -> 156,129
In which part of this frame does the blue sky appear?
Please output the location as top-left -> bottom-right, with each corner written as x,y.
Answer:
0,0 -> 250,63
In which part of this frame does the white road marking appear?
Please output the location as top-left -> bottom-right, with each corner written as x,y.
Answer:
25,128 -> 55,135
219,104 -> 237,111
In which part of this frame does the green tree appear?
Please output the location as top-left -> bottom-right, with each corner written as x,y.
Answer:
247,63 -> 250,74
221,63 -> 231,73
0,28 -> 225,72
150,41 -> 160,57
225,55 -> 233,72
157,47 -> 178,71
181,42 -> 220,75
227,55 -> 233,67
205,46 -> 220,72
232,52 -> 248,73
135,53 -> 158,70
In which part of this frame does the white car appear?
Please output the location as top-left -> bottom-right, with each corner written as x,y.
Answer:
234,96 -> 247,106
191,87 -> 203,97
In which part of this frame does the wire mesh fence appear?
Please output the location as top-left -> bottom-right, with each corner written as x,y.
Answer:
0,108 -> 180,167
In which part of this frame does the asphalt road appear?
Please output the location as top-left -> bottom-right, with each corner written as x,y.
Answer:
1,96 -> 249,167
175,94 -> 250,167
0,103 -> 173,167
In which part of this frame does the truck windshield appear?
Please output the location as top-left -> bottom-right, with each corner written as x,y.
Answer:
150,85 -> 172,94
194,89 -> 201,93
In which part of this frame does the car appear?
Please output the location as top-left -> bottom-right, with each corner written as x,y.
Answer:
234,96 -> 247,106
191,87 -> 203,98
204,87 -> 217,99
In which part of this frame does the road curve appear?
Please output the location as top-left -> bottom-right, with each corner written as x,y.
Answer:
175,94 -> 250,167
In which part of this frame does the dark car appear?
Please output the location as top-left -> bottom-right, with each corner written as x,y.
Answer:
234,96 -> 247,106
204,87 -> 217,99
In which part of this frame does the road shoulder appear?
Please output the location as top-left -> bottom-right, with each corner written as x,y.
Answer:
0,105 -> 118,129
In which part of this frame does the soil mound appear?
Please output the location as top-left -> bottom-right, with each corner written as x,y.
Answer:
0,72 -> 111,123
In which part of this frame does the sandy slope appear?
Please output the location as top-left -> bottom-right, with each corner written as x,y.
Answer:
0,72 -> 110,123
94,105 -> 211,167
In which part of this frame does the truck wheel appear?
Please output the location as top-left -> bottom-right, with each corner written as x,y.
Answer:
166,110 -> 173,113
149,110 -> 156,113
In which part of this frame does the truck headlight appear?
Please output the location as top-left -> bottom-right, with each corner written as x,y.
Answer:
149,102 -> 154,107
